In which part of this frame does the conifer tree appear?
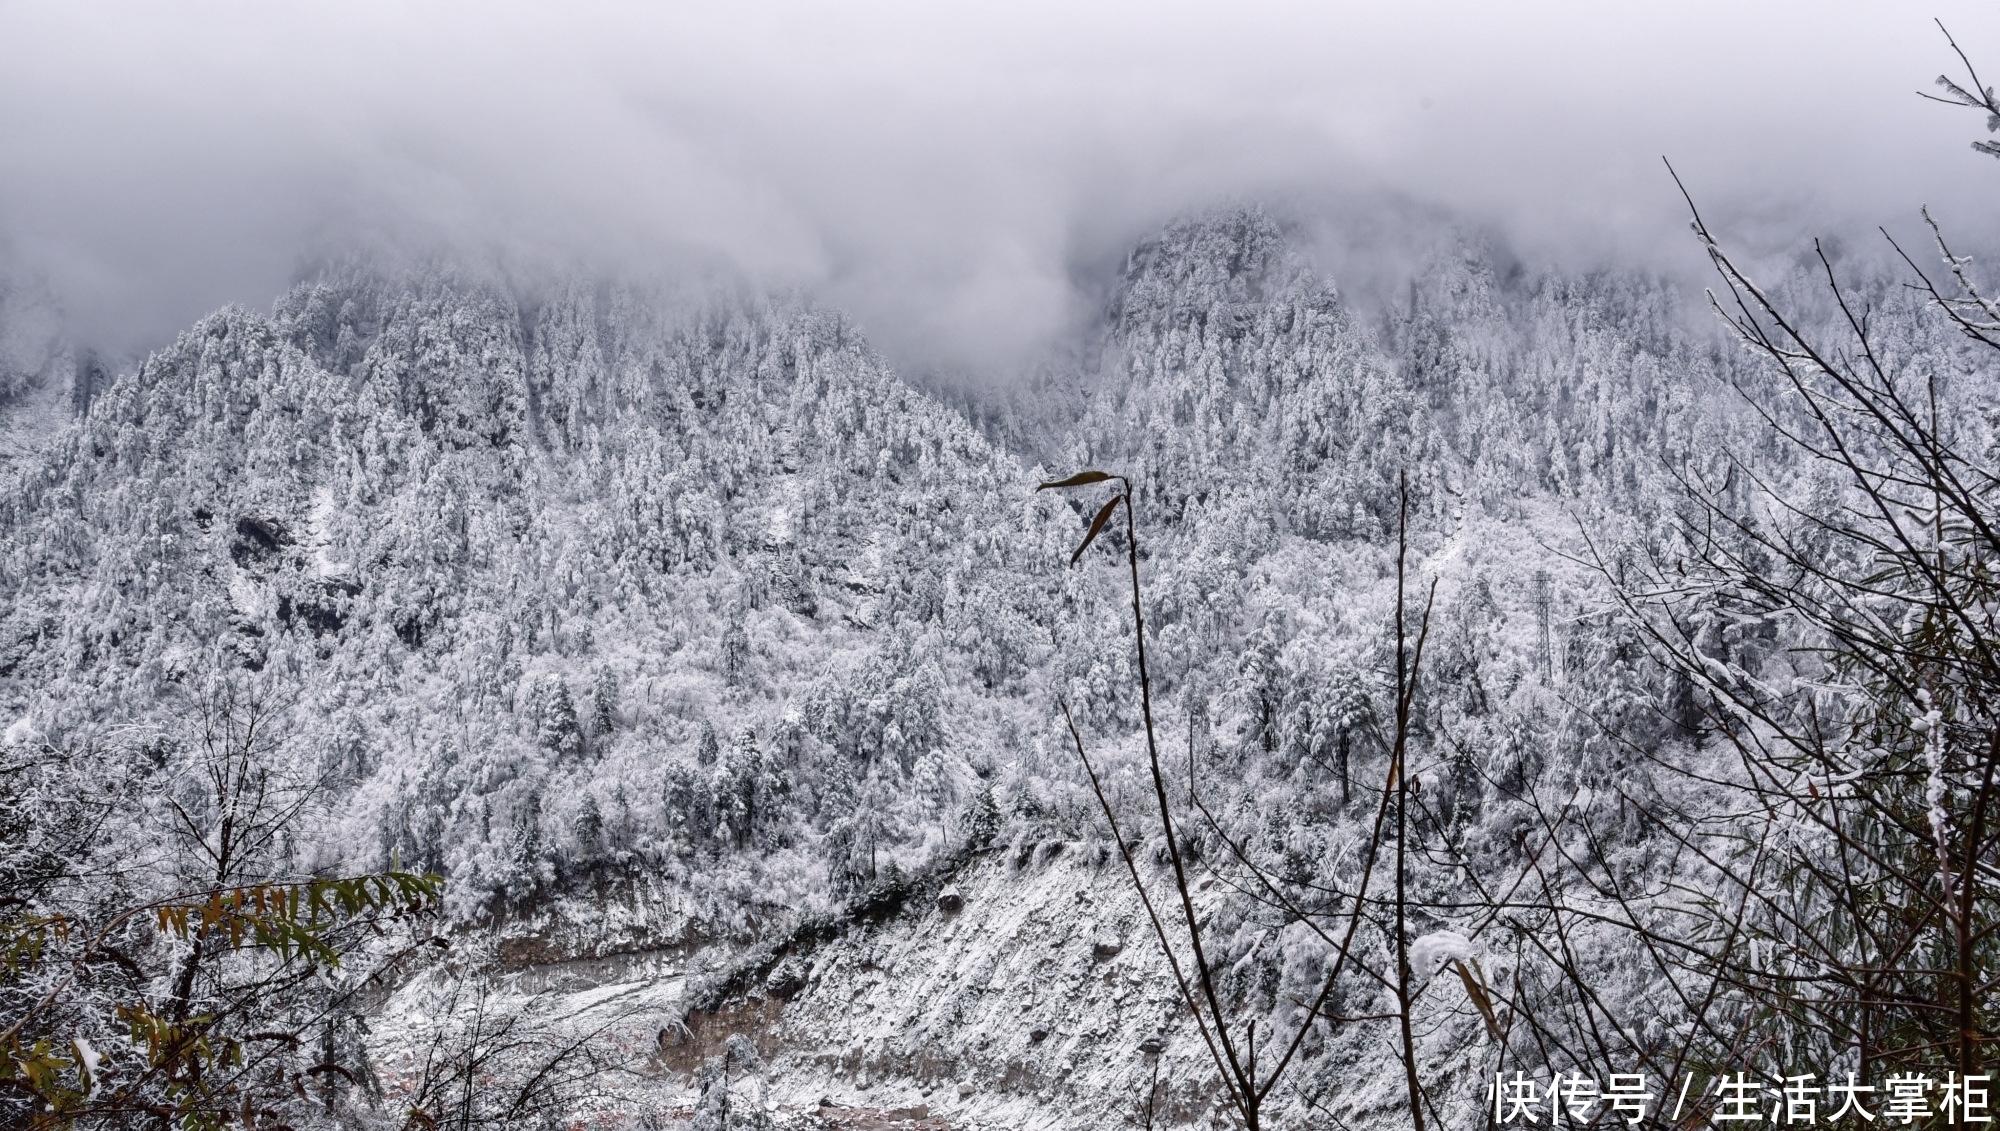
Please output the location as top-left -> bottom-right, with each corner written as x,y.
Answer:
535,677 -> 583,760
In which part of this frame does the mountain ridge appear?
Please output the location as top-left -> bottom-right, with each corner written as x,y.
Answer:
7,206 -> 1960,1127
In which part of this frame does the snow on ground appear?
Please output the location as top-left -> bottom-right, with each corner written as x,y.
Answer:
365,830 -> 1501,1130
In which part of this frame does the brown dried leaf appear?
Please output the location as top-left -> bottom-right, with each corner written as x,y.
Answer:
1454,958 -> 1505,1042
1071,496 -> 1123,565
1037,470 -> 1113,491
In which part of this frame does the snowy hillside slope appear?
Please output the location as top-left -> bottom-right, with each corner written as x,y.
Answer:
0,265 -> 1077,930
7,208 -> 1982,1127
576,498 -> 1656,1130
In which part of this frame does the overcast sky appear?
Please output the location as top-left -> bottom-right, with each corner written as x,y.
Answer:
5,1 -> 2000,372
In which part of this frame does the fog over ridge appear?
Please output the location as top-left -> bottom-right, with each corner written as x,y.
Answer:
5,0 -> 2000,375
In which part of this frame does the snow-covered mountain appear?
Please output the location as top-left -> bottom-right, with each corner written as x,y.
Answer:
4,208 -> 1964,1128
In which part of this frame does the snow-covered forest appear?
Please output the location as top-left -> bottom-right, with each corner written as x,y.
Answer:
2,196 -> 1996,1129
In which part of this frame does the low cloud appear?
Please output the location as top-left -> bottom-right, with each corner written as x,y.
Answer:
5,1 -> 2000,372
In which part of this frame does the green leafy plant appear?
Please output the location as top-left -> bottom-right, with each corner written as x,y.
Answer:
0,872 -> 443,1130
